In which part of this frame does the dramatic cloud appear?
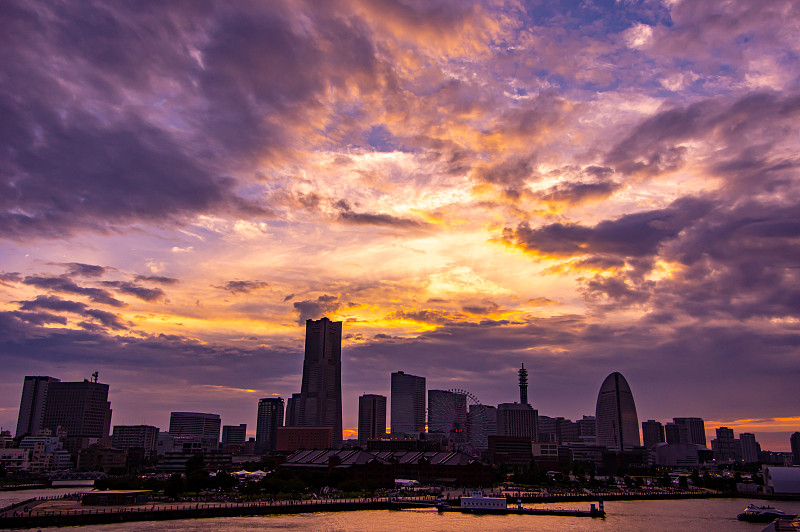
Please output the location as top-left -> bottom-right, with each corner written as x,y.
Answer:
505,197 -> 713,259
100,281 -> 166,302
63,263 -> 107,278
217,280 -> 269,295
16,295 -> 127,331
22,276 -> 125,307
1,0 -> 798,447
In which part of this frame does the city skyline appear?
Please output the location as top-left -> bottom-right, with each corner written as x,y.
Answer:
1,1 -> 799,452
5,363 -> 798,454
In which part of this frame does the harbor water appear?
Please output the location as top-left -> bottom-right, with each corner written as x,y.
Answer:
5,496 -> 800,531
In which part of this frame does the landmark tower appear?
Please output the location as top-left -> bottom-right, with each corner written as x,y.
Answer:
594,372 -> 640,451
291,318 -> 343,448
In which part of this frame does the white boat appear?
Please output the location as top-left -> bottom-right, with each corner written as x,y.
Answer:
738,503 -> 796,523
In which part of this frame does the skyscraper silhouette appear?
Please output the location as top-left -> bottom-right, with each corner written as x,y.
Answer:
595,372 -> 640,451
15,376 -> 60,438
292,318 -> 343,448
256,397 -> 284,453
357,394 -> 386,447
390,371 -> 426,436
43,379 -> 113,458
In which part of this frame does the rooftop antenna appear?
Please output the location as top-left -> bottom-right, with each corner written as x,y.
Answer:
518,363 -> 528,405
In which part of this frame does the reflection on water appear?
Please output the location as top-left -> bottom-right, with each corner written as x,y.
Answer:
8,497 -> 800,532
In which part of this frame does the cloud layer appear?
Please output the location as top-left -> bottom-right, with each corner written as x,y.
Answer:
1,0 -> 799,447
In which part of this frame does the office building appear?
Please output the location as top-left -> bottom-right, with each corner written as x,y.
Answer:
538,416 -> 579,444
711,426 -> 741,463
112,425 -> 159,460
642,420 -> 665,449
653,442 -> 712,467
390,371 -> 426,436
496,403 -> 538,440
41,379 -> 113,456
357,394 -> 386,447
15,376 -> 60,438
595,372 -> 640,451
168,412 -> 221,451
791,432 -> 800,466
428,390 -> 467,434
664,422 -> 681,444
285,393 -> 301,427
740,433 -> 760,463
221,424 -> 247,452
577,415 -> 596,442
291,318 -> 343,448
256,397 -> 284,454
672,417 -> 707,446
468,404 -> 497,451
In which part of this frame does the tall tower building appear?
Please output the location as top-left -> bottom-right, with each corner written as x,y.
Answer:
390,371 -> 426,436
293,318 -> 343,448
595,372 -> 640,451
672,417 -> 707,446
642,420 -> 665,449
42,379 -> 113,457
256,397 -> 284,453
518,363 -> 528,405
15,376 -> 60,438
357,394 -> 386,447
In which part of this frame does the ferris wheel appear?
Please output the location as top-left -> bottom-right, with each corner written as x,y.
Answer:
427,388 -> 489,456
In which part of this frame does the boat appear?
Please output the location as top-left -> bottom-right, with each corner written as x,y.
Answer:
738,504 -> 797,523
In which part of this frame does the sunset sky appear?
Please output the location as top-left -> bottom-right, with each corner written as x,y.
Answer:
2,0 -> 799,450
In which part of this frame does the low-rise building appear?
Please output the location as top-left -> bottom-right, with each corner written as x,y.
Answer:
19,436 -> 73,471
653,443 -> 712,467
155,450 -> 233,473
276,427 -> 333,452
281,449 -> 493,487
0,448 -> 29,472
77,445 -> 127,472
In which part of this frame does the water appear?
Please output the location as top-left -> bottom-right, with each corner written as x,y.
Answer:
5,496 -> 800,531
